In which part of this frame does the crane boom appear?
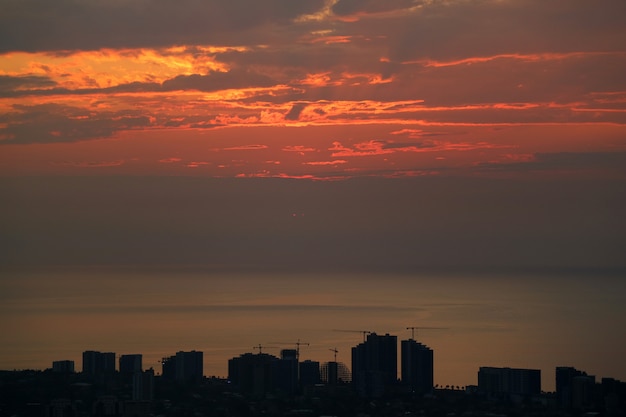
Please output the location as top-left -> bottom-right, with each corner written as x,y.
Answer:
270,339 -> 310,359
252,344 -> 278,354
406,326 -> 449,340
332,329 -> 372,342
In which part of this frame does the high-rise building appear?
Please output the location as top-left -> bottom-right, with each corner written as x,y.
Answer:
119,354 -> 142,375
401,339 -> 433,394
82,351 -> 115,377
132,368 -> 155,401
175,350 -> 203,383
352,333 -> 397,398
272,349 -> 299,395
324,361 -> 338,386
320,361 -> 351,385
556,366 -> 596,410
478,367 -> 541,397
299,360 -> 321,387
229,352 -> 279,397
52,360 -> 75,373
161,355 -> 176,381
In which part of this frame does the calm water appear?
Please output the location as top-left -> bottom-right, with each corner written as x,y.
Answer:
1,267 -> 624,391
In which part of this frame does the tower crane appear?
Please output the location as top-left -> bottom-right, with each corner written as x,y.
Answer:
252,344 -> 277,354
332,329 -> 372,342
406,326 -> 449,340
271,339 -> 310,360
329,347 -> 338,362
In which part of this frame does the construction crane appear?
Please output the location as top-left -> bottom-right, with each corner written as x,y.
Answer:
271,339 -> 310,360
406,326 -> 449,340
332,329 -> 372,342
329,348 -> 338,362
252,344 -> 277,354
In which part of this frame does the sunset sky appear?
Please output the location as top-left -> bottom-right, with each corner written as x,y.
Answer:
1,0 -> 625,387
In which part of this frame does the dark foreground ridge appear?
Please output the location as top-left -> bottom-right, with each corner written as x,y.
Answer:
1,369 -> 625,417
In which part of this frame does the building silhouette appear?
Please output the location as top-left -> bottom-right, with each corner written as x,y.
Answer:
322,361 -> 338,386
401,338 -> 433,395
92,395 -> 122,416
175,350 -> 203,383
299,359 -> 321,387
601,377 -> 626,415
47,398 -> 76,417
52,360 -> 75,373
161,355 -> 176,381
272,349 -> 299,395
478,366 -> 541,398
556,366 -> 596,410
82,351 -> 115,377
228,352 -> 279,397
119,354 -> 142,375
160,351 -> 203,383
352,333 -> 397,398
132,368 -> 154,401
320,361 -> 351,386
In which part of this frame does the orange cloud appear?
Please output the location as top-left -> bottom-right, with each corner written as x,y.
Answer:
221,144 -> 269,151
329,140 -> 393,157
158,157 -> 183,163
283,145 -> 317,152
302,160 -> 347,166
410,52 -> 626,68
382,170 -> 440,178
54,160 -> 126,168
329,138 -> 510,159
186,161 -> 210,168
0,48 -> 236,90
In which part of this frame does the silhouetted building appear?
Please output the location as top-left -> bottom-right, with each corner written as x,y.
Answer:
119,354 -> 142,375
175,350 -> 203,383
299,360 -> 321,387
123,401 -> 151,417
229,352 -> 279,397
401,339 -> 433,395
47,398 -> 76,417
601,377 -> 626,416
321,361 -> 351,386
161,355 -> 176,381
52,360 -> 75,373
323,361 -> 338,386
132,368 -> 154,401
82,351 -> 115,377
92,395 -> 122,417
352,333 -> 397,398
478,367 -> 541,397
556,366 -> 595,410
272,349 -> 299,395
281,349 -> 297,360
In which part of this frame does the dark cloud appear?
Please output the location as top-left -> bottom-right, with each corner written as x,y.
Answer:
340,0 -> 626,61
0,0 -> 327,52
0,104 -> 151,144
162,69 -> 277,92
477,151 -> 626,174
380,140 -> 437,150
16,303 -> 422,315
0,75 -> 57,93
284,103 -> 308,121
332,0 -> 421,17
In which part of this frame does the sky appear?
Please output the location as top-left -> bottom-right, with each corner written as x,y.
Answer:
1,0 -> 625,388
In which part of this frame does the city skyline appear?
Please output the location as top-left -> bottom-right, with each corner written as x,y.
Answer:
19,335 -> 625,397
6,321 -> 625,396
1,0 -> 625,400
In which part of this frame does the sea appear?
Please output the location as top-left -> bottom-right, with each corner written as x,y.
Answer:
1,266 -> 624,392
